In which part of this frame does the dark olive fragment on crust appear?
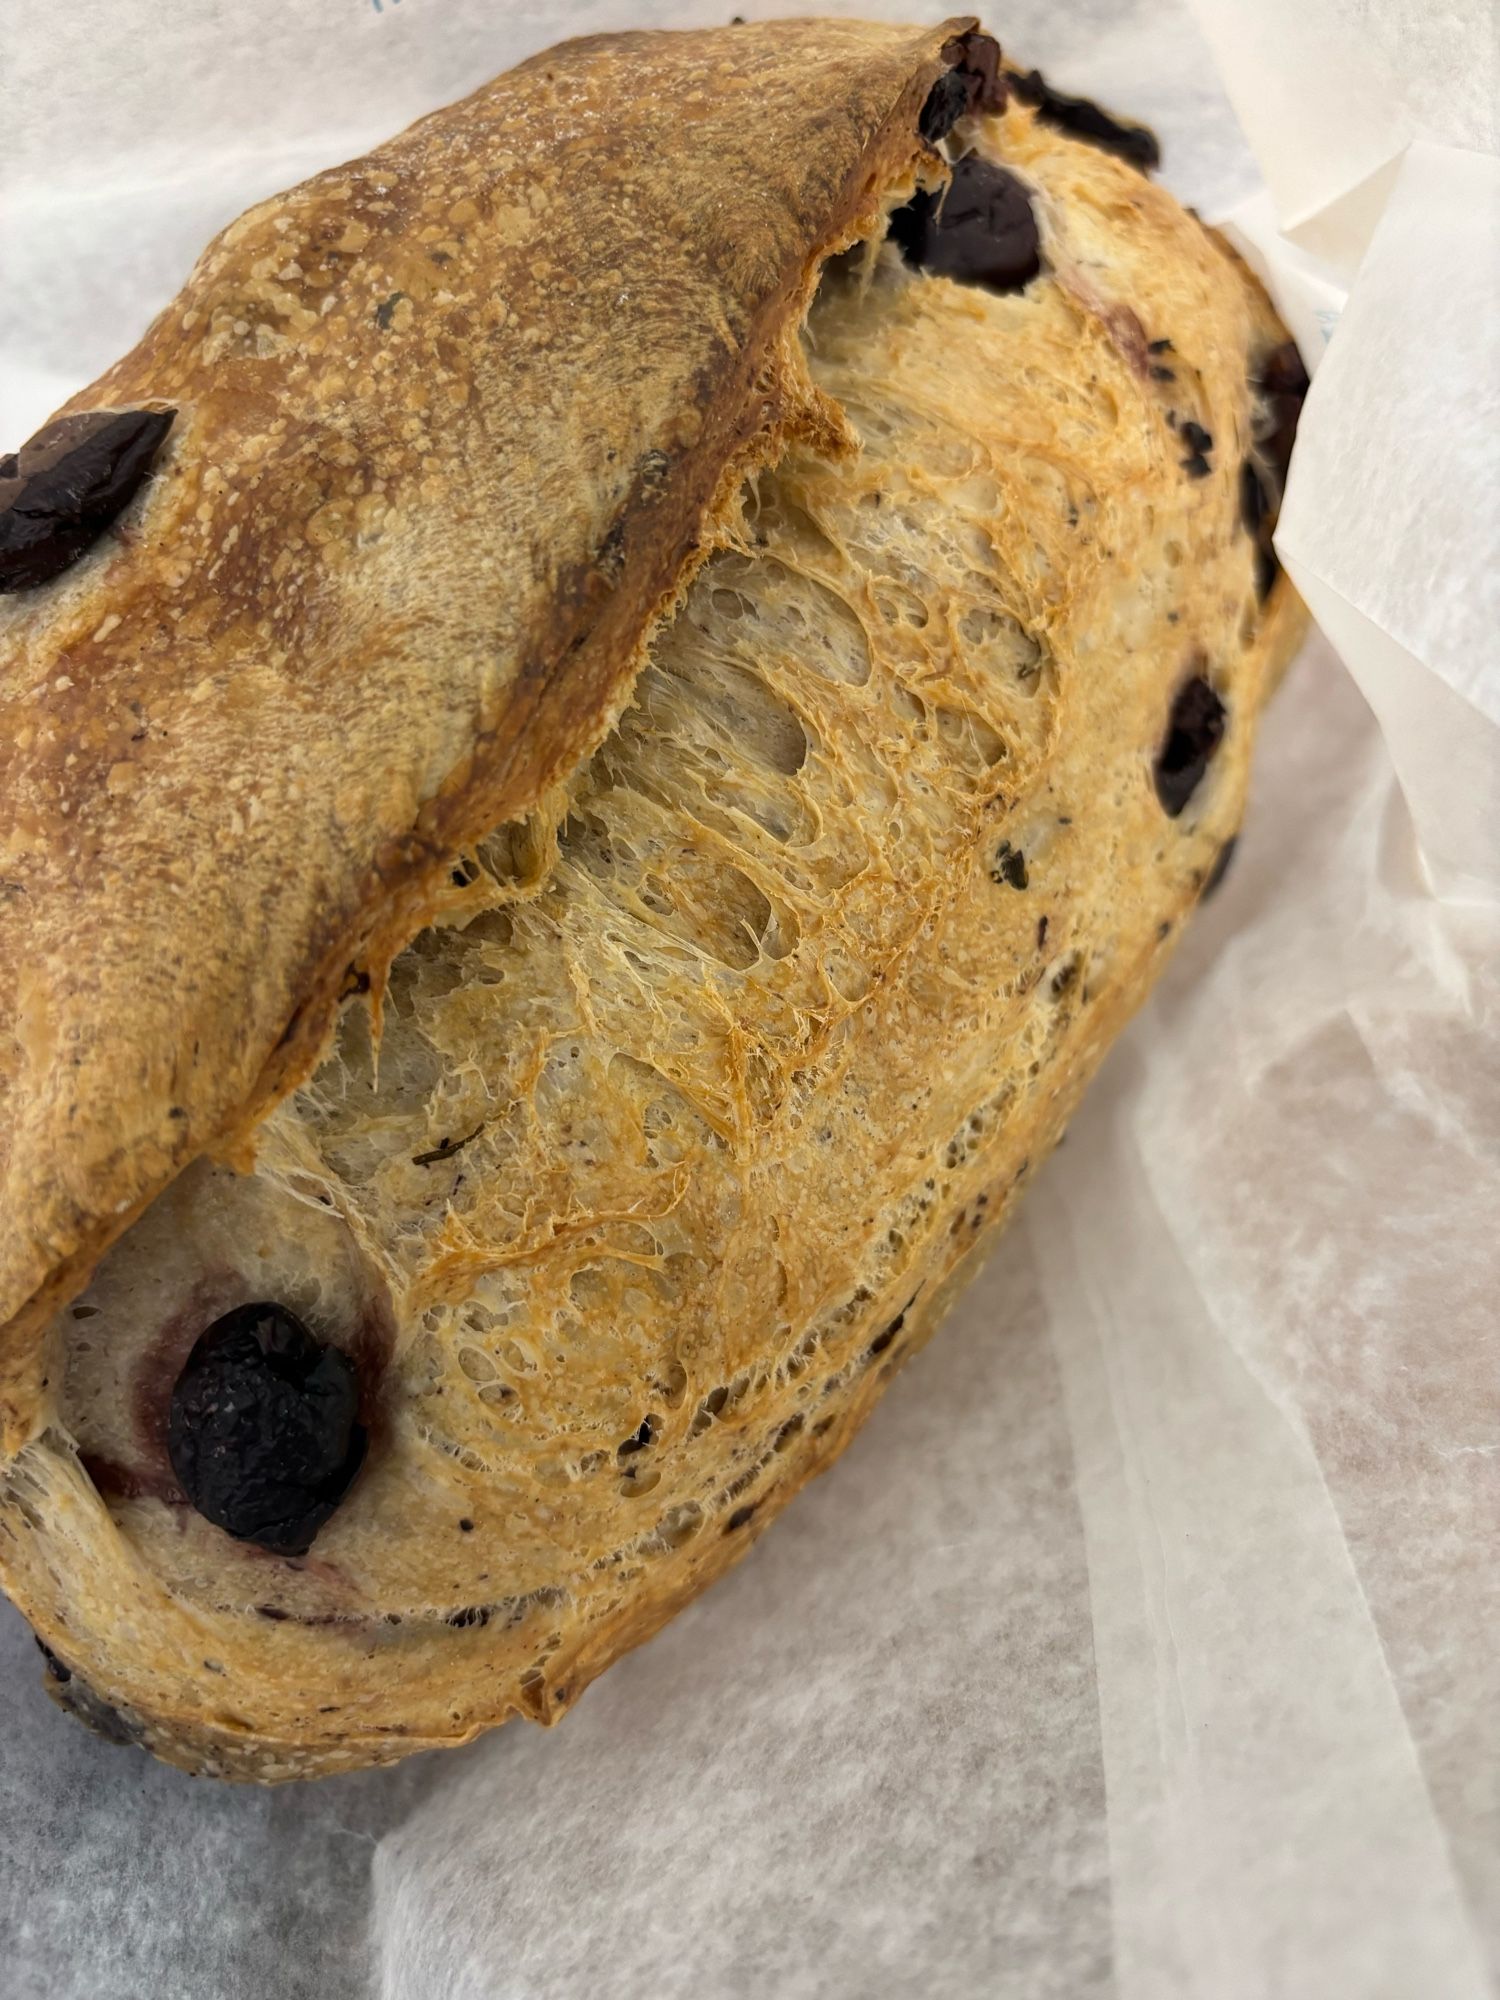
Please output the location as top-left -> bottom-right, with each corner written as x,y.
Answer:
0,408 -> 174,591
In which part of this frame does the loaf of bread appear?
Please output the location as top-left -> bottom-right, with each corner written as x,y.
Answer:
0,18 -> 1307,1778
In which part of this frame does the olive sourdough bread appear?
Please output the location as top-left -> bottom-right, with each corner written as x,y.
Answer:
0,20 -> 1306,1777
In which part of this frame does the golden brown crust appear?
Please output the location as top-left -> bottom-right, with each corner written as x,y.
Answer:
0,18 -> 968,1414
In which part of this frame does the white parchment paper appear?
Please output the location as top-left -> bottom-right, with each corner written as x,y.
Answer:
1,5 -> 1495,1997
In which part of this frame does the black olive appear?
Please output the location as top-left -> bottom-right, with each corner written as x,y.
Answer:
1239,457 -> 1267,535
167,1303 -> 366,1557
1154,676 -> 1227,818
1200,834 -> 1239,898
0,407 -> 174,593
1240,340 -> 1310,601
938,30 -> 1007,110
990,840 -> 1029,890
35,1640 -> 141,1747
1184,416 -> 1216,474
889,156 -> 1041,296
1008,67 -> 1160,172
1256,340 -> 1311,493
919,69 -> 975,145
1240,455 -> 1280,598
920,32 -> 1010,142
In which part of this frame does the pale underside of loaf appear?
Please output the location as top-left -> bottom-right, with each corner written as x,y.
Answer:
12,112 -> 1303,1777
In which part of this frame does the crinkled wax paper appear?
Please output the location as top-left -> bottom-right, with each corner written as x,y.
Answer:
1,3 -> 1495,1996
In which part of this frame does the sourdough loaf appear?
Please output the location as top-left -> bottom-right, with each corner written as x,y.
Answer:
0,19 -> 1307,1777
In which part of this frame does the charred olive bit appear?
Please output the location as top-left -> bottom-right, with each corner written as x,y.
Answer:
167,1303 -> 366,1557
0,407 -> 175,592
1154,676 -> 1227,818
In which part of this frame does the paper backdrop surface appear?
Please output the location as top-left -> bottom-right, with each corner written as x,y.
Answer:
1,4 -> 1495,1998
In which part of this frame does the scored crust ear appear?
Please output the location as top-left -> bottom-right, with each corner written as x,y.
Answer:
0,18 -> 984,1432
